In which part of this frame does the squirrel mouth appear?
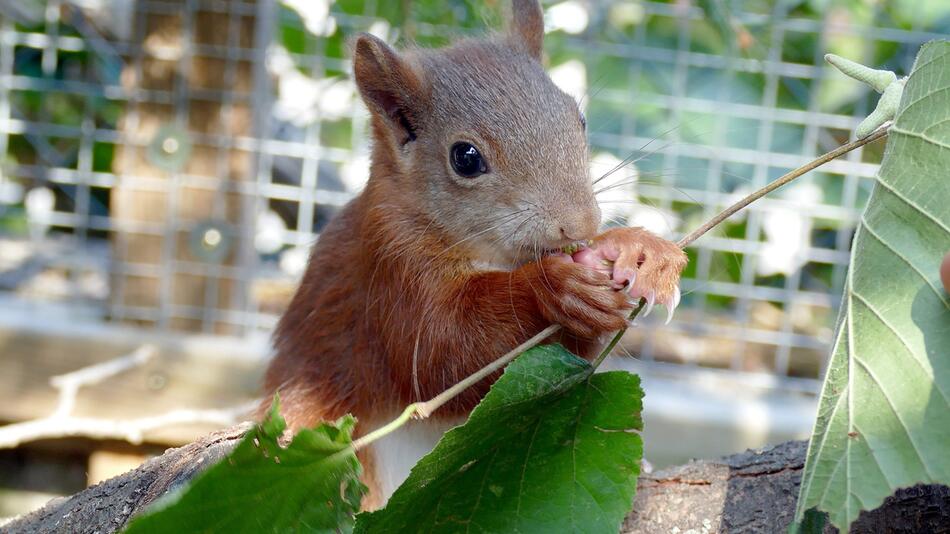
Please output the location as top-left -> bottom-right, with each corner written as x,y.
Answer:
559,240 -> 592,255
502,241 -> 591,269
540,240 -> 592,257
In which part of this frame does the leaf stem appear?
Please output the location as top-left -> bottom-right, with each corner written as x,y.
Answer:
675,126 -> 890,250
350,324 -> 562,450
415,324 -> 563,418
351,403 -> 421,451
352,126 -> 889,450
592,125 -> 889,369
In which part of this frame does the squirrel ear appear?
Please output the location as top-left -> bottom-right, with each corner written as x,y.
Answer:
509,0 -> 544,60
352,33 -> 425,145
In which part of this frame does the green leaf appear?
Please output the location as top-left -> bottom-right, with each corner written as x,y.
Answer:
355,345 -> 643,533
124,398 -> 365,534
793,40 -> 950,531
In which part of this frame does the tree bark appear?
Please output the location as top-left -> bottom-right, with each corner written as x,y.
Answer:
625,440 -> 950,533
6,432 -> 948,533
4,425 -> 249,534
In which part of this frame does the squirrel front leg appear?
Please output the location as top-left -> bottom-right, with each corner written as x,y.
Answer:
574,227 -> 687,322
398,228 -> 686,414
399,257 -> 632,415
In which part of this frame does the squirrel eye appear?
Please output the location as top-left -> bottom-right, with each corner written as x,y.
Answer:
450,142 -> 488,178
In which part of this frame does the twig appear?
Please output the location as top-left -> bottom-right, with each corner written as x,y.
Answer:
350,127 -> 889,450
593,125 -> 890,368
50,345 -> 157,418
0,404 -> 258,448
416,324 -> 562,418
351,403 -> 421,451
0,345 -> 255,449
351,325 -> 560,450
675,126 -> 890,248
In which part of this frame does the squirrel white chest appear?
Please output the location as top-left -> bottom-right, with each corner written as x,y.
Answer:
368,416 -> 466,502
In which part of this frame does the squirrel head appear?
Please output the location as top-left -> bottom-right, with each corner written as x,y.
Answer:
352,0 -> 599,267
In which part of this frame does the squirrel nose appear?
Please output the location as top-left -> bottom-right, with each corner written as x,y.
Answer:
560,226 -> 582,241
551,201 -> 600,243
559,215 -> 598,241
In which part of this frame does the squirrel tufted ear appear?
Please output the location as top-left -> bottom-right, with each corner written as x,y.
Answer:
352,33 -> 426,145
509,0 -> 544,60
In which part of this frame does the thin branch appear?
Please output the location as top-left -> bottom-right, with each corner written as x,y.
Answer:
592,126 -> 890,368
675,126 -> 889,248
351,403 -> 421,451
416,324 -> 562,418
350,325 -> 561,451
50,345 -> 157,418
0,404 -> 258,448
0,345 -> 254,449
50,345 -> 157,390
351,127 -> 889,450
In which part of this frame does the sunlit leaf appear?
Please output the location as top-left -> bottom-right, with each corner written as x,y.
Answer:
355,345 -> 644,533
124,398 -> 365,534
793,40 -> 950,531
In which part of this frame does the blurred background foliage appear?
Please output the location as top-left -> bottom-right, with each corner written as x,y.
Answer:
0,0 -> 947,366
1,0 -> 948,519
6,0 -> 946,257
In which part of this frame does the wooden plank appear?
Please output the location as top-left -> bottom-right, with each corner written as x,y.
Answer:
0,299 -> 267,446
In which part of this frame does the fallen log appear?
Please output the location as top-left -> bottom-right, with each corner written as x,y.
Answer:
625,440 -> 950,533
6,431 -> 948,533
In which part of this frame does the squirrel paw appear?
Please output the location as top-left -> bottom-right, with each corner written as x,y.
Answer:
529,255 -> 632,339
572,227 -> 687,324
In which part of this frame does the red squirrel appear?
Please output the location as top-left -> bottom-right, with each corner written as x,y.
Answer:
261,0 -> 686,509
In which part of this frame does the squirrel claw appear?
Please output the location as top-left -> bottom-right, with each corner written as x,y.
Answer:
641,290 -> 656,317
662,286 -> 681,325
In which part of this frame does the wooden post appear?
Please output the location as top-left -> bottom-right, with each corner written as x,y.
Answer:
111,0 -> 258,334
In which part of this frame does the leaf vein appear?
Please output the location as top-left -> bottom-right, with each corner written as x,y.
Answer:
890,125 -> 950,151
817,447 -> 847,510
798,312 -> 850,508
895,85 -> 950,117
850,289 -> 950,407
463,447 -> 501,534
869,178 -> 950,240
515,418 -> 543,520
859,216 -> 950,310
852,355 -> 935,480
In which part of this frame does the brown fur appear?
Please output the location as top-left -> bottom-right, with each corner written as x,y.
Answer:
260,0 -> 686,509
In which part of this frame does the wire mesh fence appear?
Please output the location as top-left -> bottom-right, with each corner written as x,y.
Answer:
0,0 -> 946,388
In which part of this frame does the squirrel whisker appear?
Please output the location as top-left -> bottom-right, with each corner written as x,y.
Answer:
431,210 -> 529,260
